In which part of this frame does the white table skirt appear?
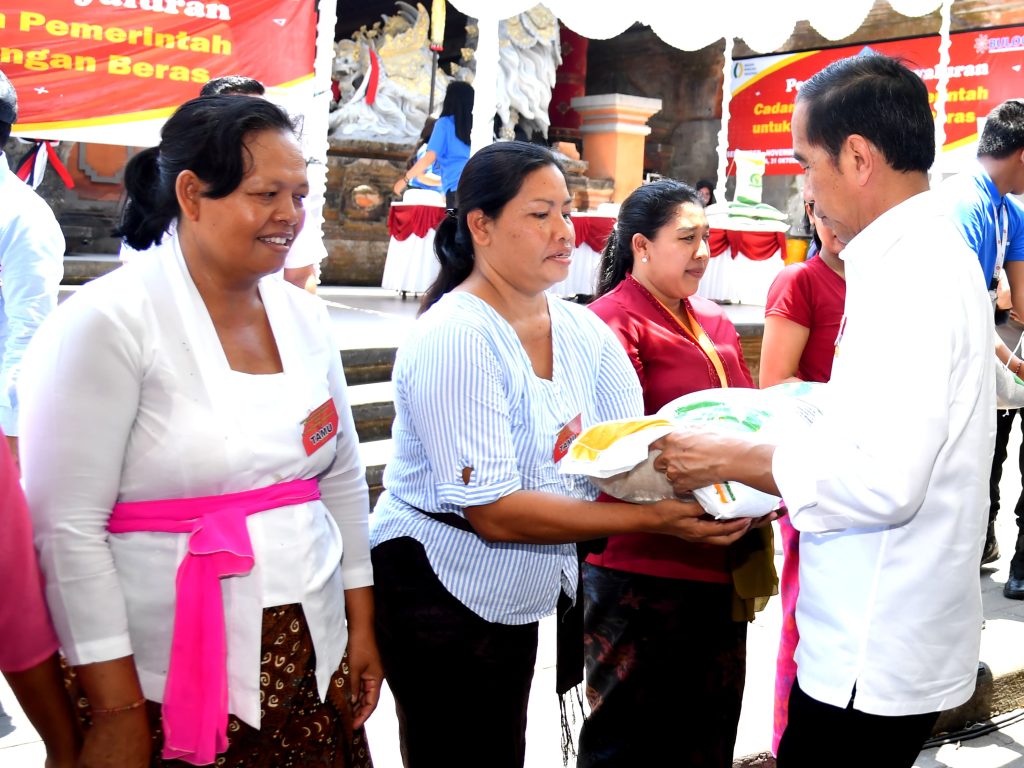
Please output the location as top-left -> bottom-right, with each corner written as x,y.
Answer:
548,243 -> 602,297
383,238 -> 604,298
381,233 -> 440,295
695,248 -> 785,305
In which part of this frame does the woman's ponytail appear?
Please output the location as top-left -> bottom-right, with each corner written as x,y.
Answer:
595,228 -> 630,298
114,147 -> 178,251
419,214 -> 474,315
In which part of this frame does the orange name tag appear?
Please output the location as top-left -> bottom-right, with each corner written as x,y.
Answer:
302,399 -> 340,456
552,413 -> 583,463
834,314 -> 847,358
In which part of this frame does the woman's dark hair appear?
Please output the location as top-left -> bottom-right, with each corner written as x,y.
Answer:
440,81 -> 474,145
695,178 -> 716,205
115,95 -> 295,250
199,75 -> 265,97
420,141 -> 564,314
595,179 -> 704,297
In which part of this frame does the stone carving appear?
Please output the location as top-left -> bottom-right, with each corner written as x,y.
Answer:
329,2 -> 563,143
495,6 -> 561,140
329,2 -> 454,142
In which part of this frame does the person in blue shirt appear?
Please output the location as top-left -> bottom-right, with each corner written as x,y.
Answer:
393,81 -> 473,207
940,100 -> 1024,594
404,117 -> 442,192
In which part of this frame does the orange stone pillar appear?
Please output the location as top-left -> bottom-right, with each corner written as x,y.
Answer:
570,94 -> 662,203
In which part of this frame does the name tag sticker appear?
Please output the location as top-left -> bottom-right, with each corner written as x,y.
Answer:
552,413 -> 582,463
834,314 -> 847,358
302,399 -> 340,456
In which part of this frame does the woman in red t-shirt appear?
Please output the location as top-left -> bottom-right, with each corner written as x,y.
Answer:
578,180 -> 775,767
761,195 -> 846,755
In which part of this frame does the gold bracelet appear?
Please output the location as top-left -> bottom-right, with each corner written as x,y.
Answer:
91,697 -> 146,716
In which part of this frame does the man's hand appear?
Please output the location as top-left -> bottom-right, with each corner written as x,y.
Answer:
651,429 -> 781,498
650,430 -> 730,496
997,269 -> 1013,310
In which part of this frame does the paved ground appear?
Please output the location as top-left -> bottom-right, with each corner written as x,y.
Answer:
5,287 -> 1024,767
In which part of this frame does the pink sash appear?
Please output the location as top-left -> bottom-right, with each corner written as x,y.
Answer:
108,478 -> 321,765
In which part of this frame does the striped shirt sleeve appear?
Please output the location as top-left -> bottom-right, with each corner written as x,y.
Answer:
401,319 -> 522,513
591,313 -> 645,422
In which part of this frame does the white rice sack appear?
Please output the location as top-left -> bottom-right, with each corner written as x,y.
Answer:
558,418 -> 678,504
656,385 -> 823,519
559,385 -> 823,518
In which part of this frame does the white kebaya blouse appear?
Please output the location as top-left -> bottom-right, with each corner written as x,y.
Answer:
19,236 -> 371,728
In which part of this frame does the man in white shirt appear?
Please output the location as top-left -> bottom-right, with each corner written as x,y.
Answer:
0,69 -> 65,464
653,54 -> 994,767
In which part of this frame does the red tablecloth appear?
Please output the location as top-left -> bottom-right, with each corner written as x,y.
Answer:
388,204 -> 616,250
708,229 -> 786,261
573,216 -> 615,251
388,205 -> 446,241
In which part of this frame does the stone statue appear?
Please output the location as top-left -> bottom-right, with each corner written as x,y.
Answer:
329,2 -> 451,142
329,2 -> 562,143
495,6 -> 561,141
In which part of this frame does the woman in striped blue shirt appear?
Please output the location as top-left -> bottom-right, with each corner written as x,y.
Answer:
369,141 -> 753,767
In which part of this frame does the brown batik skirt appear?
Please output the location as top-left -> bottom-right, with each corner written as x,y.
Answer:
64,604 -> 372,768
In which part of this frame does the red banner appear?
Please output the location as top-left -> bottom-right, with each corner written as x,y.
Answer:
0,0 -> 316,144
728,25 -> 1024,175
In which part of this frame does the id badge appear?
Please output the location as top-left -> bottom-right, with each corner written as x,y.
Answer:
302,398 -> 340,456
552,413 -> 582,463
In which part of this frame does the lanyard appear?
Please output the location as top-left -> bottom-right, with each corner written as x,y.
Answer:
992,200 -> 1009,299
656,297 -> 730,388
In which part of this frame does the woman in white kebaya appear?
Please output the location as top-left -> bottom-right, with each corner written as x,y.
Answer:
19,95 -> 379,768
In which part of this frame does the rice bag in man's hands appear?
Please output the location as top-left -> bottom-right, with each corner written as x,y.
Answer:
558,417 -> 678,503
560,385 -> 823,518
654,387 -> 817,518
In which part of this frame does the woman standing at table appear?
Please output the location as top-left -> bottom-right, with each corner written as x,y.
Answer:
405,117 -> 442,196
760,193 -> 846,755
578,179 -> 776,768
371,144 -> 752,768
19,95 -> 379,768
393,81 -> 474,207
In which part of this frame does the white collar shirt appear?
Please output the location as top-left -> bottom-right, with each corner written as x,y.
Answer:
772,190 -> 996,716
0,153 -> 65,434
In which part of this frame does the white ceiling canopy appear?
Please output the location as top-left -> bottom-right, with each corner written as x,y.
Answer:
448,0 -> 944,51
449,0 -> 950,181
